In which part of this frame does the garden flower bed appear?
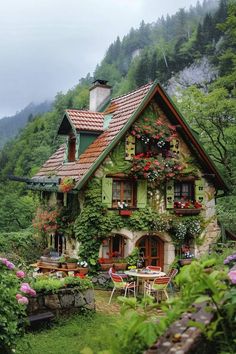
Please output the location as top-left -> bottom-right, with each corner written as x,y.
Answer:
27,276 -> 94,316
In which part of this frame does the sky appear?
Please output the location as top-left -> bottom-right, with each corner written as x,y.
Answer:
0,0 -> 199,118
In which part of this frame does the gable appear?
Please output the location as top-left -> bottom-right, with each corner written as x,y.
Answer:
33,81 -> 227,192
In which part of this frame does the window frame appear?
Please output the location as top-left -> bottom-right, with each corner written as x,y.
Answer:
112,178 -> 137,208
174,181 -> 194,202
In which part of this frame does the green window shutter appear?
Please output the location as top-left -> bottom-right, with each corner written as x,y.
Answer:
195,179 -> 205,205
137,180 -> 147,208
166,180 -> 174,209
170,139 -> 180,158
125,134 -> 136,160
102,177 -> 112,208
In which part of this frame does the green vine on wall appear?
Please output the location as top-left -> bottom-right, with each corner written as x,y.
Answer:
74,178 -> 204,269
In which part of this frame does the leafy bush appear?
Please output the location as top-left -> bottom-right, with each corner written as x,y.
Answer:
0,258 -> 36,353
0,228 -> 44,264
32,276 -> 93,293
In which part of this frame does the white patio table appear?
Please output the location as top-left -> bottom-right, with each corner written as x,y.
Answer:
124,269 -> 166,294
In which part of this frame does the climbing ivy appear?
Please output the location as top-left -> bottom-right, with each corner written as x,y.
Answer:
74,178 -> 204,270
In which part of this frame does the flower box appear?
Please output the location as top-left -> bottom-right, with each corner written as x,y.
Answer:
179,259 -> 193,266
119,209 -> 132,216
174,208 -> 201,216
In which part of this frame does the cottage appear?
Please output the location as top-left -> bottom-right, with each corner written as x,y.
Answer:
27,80 -> 227,271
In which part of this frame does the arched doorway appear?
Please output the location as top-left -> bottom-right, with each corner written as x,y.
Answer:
136,235 -> 164,269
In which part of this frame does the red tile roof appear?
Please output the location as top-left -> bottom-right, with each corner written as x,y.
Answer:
66,109 -> 104,132
35,83 -> 152,181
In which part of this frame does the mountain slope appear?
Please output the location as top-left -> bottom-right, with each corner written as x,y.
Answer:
0,101 -> 52,149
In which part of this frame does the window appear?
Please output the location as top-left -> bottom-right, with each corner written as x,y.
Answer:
68,135 -> 76,162
174,181 -> 194,201
112,179 -> 136,208
136,139 -> 170,157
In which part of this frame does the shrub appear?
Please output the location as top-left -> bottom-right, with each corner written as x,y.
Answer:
0,258 -> 36,353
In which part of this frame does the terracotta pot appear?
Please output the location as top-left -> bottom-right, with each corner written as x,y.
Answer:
179,259 -> 193,266
61,263 -> 67,269
100,263 -> 112,271
66,262 -> 77,269
115,263 -> 127,271
77,267 -> 89,275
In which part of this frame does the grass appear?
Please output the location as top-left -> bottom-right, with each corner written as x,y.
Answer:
16,311 -> 118,354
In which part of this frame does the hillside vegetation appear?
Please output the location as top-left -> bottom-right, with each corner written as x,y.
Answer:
0,0 -> 235,234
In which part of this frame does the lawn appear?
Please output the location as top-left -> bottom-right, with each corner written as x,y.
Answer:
16,311 -> 118,354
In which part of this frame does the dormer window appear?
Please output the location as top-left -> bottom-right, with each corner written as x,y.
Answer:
68,135 -> 76,162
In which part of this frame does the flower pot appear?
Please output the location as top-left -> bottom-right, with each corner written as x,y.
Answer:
100,263 -> 112,271
115,263 -> 127,271
179,259 -> 193,266
61,263 -> 67,269
77,267 -> 89,275
174,208 -> 201,216
66,262 -> 77,269
119,210 -> 132,216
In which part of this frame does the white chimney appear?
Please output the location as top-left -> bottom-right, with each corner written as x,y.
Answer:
89,79 -> 112,111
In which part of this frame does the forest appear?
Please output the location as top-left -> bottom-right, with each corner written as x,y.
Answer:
0,0 -> 235,237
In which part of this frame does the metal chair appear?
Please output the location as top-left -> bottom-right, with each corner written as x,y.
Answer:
108,273 -> 136,305
166,268 -> 178,293
144,276 -> 170,300
146,265 -> 162,272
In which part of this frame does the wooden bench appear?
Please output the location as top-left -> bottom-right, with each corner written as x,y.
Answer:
28,311 -> 55,329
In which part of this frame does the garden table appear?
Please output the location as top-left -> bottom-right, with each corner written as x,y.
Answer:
124,270 -> 166,294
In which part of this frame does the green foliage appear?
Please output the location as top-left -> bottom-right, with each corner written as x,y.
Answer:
16,312 -> 118,354
126,247 -> 140,266
0,229 -> 44,264
0,262 -> 27,354
32,276 -> 93,293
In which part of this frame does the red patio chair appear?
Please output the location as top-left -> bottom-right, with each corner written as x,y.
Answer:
146,265 -> 162,272
166,268 -> 178,293
108,273 -> 136,305
144,276 -> 170,300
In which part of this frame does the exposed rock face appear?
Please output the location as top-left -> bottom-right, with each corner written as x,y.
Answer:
27,287 -> 95,316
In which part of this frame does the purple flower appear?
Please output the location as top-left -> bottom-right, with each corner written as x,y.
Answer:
16,270 -> 25,278
5,260 -> 15,270
228,270 -> 236,285
18,296 -> 29,305
16,293 -> 23,300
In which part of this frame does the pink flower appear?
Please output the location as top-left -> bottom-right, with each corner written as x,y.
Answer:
228,270 -> 236,284
16,293 -> 23,300
20,283 -> 31,293
16,270 -> 25,278
18,296 -> 29,305
28,288 -> 36,297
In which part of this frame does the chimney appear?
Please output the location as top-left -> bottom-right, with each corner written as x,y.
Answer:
89,79 -> 112,111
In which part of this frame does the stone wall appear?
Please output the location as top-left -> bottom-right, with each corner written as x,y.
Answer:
27,287 -> 95,316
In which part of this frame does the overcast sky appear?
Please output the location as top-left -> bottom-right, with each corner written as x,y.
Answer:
0,0 -> 199,118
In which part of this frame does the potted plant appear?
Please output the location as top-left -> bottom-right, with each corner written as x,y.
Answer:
174,200 -> 202,215
58,256 -> 67,269
66,258 -> 78,269
59,177 -> 75,193
77,260 -> 89,275
118,201 -> 132,216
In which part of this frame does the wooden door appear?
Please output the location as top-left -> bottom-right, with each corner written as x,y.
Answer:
136,235 -> 164,269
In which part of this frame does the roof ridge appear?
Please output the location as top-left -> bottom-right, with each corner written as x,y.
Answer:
66,109 -> 104,115
111,82 -> 153,102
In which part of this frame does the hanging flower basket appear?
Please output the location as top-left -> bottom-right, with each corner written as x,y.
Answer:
59,177 -> 75,193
